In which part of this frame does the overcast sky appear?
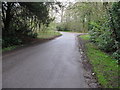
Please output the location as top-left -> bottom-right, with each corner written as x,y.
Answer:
53,1 -> 74,23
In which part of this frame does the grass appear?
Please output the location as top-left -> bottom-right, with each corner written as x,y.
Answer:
80,35 -> 119,88
2,45 -> 17,52
2,30 -> 62,52
38,30 -> 62,39
79,34 -> 90,40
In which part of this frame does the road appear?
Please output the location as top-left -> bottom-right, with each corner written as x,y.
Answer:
3,32 -> 89,88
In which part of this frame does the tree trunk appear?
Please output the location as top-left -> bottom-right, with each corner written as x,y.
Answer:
3,2 -> 14,36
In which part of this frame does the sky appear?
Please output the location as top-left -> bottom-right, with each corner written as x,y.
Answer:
52,2 -> 74,23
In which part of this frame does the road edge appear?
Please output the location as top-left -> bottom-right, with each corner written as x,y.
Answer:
77,34 -> 101,88
2,34 -> 62,56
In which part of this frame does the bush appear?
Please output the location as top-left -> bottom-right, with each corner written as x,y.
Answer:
112,50 -> 120,61
2,37 -> 22,48
89,1 -> 120,60
97,31 -> 115,52
56,26 -> 70,31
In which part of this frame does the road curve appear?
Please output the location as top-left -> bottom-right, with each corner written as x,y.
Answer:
3,32 -> 89,88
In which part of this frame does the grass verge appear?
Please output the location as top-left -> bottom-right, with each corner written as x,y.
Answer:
2,45 -> 17,52
38,30 -> 62,39
79,35 -> 119,88
79,34 -> 90,40
2,31 -> 62,52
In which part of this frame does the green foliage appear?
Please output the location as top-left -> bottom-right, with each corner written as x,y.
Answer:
2,46 -> 17,52
109,2 -> 120,61
89,21 -> 114,52
59,2 -> 108,33
80,35 -> 119,88
2,2 -> 59,48
79,34 -> 90,40
89,21 -> 102,43
86,43 -> 119,88
88,2 -> 120,60
2,37 -> 22,47
38,30 -> 61,39
59,2 -> 120,60
110,2 -> 120,41
97,32 -> 114,52
112,50 -> 120,61
56,25 -> 70,31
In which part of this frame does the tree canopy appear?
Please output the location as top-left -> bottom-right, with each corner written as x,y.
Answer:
57,2 -> 120,61
2,2 -> 60,47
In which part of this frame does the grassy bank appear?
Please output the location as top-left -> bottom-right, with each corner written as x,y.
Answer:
79,34 -> 119,88
2,45 -> 17,52
38,30 -> 61,39
2,31 -> 61,52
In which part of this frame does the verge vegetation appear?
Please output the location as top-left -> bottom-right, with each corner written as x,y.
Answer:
2,2 -> 62,52
80,34 -> 119,88
57,2 -> 120,61
38,30 -> 61,39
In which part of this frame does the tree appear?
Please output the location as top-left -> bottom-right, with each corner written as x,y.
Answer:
2,2 -> 60,47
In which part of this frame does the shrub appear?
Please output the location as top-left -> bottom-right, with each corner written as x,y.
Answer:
89,2 -> 120,60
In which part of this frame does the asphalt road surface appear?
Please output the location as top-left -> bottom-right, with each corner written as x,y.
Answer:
3,32 -> 89,88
